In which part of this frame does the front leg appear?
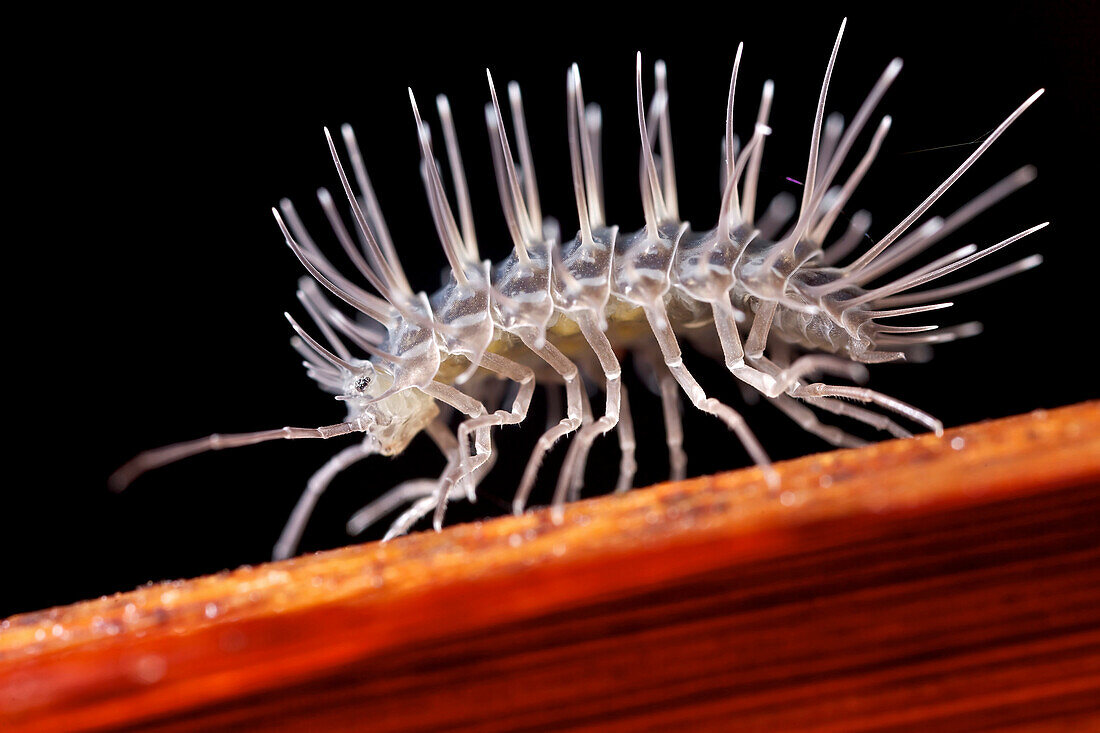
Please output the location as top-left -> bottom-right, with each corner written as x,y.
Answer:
273,440 -> 377,561
441,352 -> 535,530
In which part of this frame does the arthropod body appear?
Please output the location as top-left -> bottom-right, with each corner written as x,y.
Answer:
114,20 -> 1046,561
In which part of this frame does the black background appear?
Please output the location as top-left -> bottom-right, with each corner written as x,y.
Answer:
8,2 -> 1096,618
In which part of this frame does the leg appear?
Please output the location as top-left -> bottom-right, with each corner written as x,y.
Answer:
346,479 -> 440,537
378,427 -> 499,541
749,350 -> 922,438
451,353 -> 535,481
764,355 -> 868,397
614,382 -> 638,493
344,419 -> 460,537
423,364 -> 529,529
382,483 -> 468,542
455,426 -> 492,504
711,296 -> 781,395
273,440 -> 376,560
568,379 -> 616,502
544,384 -> 562,431
553,310 -> 623,522
658,370 -> 688,482
768,394 -> 867,449
803,395 -> 913,439
513,337 -> 585,515
439,352 -> 535,529
744,300 -> 776,361
561,379 -> 595,504
791,383 -> 943,435
419,381 -> 489,529
748,350 -> 868,399
645,302 -> 777,487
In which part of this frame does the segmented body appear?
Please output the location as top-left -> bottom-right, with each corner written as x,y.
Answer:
112,20 -> 1047,561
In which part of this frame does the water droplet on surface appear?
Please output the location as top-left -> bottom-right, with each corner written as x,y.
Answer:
133,654 -> 167,684
508,533 -> 522,548
266,570 -> 290,585
204,603 -> 219,619
779,491 -> 797,507
819,474 -> 833,488
950,437 -> 966,451
34,629 -> 46,642
51,624 -> 64,638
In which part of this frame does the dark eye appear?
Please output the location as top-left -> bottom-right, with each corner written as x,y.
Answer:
353,376 -> 371,392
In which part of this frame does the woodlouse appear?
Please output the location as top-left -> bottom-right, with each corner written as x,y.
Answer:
111,20 -> 1046,561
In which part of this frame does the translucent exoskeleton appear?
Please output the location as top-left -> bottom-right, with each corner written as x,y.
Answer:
113,19 -> 1047,560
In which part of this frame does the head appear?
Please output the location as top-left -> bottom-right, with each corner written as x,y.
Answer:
338,361 -> 439,456
109,325 -> 439,495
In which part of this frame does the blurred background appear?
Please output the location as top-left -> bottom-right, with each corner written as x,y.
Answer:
8,2 -> 1095,617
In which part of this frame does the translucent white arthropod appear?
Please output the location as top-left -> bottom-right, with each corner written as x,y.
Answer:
112,19 -> 1046,561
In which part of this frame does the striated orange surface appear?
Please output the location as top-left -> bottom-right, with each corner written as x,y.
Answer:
2,401 -> 1099,731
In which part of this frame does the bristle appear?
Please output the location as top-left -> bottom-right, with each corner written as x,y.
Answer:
878,254 -> 1043,307
635,52 -> 666,230
846,89 -> 1045,273
740,79 -> 775,226
486,70 -> 536,244
506,81 -> 543,233
323,127 -> 413,299
435,94 -> 479,260
723,43 -> 745,223
810,115 -> 891,243
855,223 -> 1048,305
273,206 -> 396,326
799,18 -> 847,226
584,102 -> 606,222
567,65 -> 594,243
572,65 -> 603,229
654,59 -> 678,219
339,124 -> 410,293
408,89 -> 472,286
810,57 -> 902,223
